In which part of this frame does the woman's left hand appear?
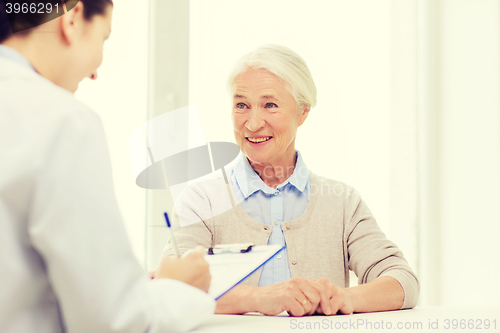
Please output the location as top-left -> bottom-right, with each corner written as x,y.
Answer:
309,278 -> 355,315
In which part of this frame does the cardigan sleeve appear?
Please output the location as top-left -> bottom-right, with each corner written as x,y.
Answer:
162,174 -> 237,257
162,185 -> 214,257
345,188 -> 420,309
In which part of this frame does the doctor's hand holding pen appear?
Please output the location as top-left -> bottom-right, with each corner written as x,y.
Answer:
151,246 -> 211,293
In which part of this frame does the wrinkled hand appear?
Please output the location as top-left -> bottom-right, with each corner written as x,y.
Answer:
252,277 -> 330,316
311,278 -> 355,315
155,246 -> 211,293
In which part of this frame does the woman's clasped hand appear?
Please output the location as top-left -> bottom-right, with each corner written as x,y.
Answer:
248,277 -> 355,317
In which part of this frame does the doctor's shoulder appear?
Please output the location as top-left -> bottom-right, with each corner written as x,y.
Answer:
1,65 -> 105,145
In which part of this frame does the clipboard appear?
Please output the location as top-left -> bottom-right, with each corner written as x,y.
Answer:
205,244 -> 286,300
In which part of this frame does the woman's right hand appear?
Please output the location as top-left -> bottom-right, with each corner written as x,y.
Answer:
155,247 -> 211,293
251,277 -> 329,316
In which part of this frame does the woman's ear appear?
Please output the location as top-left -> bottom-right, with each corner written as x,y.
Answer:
298,105 -> 310,126
60,1 -> 85,45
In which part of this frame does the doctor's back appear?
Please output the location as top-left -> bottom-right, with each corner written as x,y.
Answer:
0,1 -> 214,332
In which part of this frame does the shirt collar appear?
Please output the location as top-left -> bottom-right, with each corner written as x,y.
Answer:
233,151 -> 309,198
285,151 -> 308,192
0,45 -> 36,72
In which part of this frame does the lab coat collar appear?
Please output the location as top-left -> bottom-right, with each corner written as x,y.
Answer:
0,45 -> 36,72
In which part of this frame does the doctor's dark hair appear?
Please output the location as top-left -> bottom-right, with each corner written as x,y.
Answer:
0,0 -> 113,43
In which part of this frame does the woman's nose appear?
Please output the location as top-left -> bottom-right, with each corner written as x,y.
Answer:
245,110 -> 265,132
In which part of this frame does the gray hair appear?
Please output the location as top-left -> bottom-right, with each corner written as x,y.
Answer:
227,44 -> 317,109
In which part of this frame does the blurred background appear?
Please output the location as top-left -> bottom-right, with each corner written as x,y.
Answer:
75,0 -> 499,308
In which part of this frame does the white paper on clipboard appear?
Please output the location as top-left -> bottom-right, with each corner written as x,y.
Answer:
206,244 -> 285,300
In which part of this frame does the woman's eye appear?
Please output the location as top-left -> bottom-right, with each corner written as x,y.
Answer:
265,103 -> 277,108
236,103 -> 247,109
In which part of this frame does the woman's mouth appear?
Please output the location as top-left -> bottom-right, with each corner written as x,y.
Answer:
246,136 -> 272,144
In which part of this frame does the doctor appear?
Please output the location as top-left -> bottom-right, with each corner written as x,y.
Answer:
0,0 -> 214,332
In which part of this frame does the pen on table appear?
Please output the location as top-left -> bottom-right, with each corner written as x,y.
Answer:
164,212 -> 180,257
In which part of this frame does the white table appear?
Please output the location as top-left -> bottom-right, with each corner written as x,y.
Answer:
193,307 -> 500,332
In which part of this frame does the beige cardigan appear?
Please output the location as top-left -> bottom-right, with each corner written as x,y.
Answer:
163,172 -> 419,309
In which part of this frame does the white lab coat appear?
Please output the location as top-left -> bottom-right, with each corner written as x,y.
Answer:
0,56 -> 215,332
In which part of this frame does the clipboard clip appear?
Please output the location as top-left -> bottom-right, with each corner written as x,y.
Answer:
208,243 -> 254,255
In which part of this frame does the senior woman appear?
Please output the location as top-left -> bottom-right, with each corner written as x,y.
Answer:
163,44 -> 419,316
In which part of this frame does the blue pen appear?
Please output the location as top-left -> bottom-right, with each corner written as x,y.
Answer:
164,212 -> 180,257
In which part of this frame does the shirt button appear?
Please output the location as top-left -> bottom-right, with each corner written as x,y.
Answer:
276,254 -> 282,259
274,192 -> 279,196
291,260 -> 297,265
274,220 -> 279,225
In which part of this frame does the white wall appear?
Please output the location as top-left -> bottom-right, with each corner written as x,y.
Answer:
189,0 -> 394,237
75,0 -> 149,266
145,0 -> 191,271
417,0 -> 500,307
437,0 -> 500,307
390,0 -> 419,278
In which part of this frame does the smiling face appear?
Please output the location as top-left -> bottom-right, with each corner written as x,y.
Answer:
0,1 -> 112,93
232,69 -> 309,168
64,4 -> 113,92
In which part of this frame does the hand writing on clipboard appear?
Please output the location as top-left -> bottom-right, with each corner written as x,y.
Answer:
167,243 -> 285,300
154,246 -> 211,293
148,212 -> 211,293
